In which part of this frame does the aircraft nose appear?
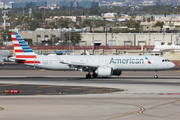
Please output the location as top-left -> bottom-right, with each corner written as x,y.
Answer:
170,62 -> 175,69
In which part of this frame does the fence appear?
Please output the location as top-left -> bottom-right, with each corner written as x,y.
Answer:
0,45 -> 155,51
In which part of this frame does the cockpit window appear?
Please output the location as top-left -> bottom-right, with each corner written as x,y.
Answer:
162,59 -> 170,62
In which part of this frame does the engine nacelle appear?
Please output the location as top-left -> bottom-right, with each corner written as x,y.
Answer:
113,70 -> 122,76
95,66 -> 113,77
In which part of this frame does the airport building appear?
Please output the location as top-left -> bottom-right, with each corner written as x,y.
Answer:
80,33 -> 180,46
18,28 -> 61,45
16,30 -> 180,46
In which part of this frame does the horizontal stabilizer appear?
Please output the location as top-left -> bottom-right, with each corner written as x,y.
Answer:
9,57 -> 26,61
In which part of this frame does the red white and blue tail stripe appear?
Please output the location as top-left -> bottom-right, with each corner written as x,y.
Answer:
11,32 -> 41,64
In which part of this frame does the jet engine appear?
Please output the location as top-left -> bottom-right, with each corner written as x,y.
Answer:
112,70 -> 122,76
95,66 -> 113,77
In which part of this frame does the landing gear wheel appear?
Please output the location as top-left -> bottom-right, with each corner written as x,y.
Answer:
92,73 -> 98,78
154,75 -> 158,78
86,74 -> 91,78
154,71 -> 158,78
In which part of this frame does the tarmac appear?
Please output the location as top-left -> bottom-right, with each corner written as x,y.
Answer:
0,65 -> 180,120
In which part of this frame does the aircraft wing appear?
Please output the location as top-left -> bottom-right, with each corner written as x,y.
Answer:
67,62 -> 98,68
56,55 -> 98,68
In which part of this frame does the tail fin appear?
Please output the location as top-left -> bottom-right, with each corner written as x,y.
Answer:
11,32 -> 40,64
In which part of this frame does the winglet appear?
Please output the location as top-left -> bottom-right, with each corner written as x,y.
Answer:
86,50 -> 90,55
56,55 -> 67,64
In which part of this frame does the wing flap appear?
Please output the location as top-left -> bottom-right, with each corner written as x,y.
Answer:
68,62 -> 98,68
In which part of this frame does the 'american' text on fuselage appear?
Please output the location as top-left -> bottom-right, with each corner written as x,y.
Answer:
109,58 -> 144,64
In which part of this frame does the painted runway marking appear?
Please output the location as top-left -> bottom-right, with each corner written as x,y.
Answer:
0,84 -> 19,86
160,93 -> 180,95
0,107 -> 4,111
139,99 -> 180,119
104,104 -> 145,120
104,99 -> 180,120
40,69 -> 45,71
36,94 -> 46,96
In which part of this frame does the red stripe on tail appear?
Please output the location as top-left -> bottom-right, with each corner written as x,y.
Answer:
13,44 -> 21,47
15,50 -> 24,52
11,33 -> 15,35
12,38 -> 18,41
16,55 -> 37,58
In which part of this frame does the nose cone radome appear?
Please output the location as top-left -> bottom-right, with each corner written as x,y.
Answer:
169,62 -> 175,69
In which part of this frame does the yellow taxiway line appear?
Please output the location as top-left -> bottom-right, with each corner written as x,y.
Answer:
0,107 -> 4,111
0,84 -> 19,86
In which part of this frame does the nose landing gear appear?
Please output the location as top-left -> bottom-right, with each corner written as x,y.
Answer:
154,71 -> 158,78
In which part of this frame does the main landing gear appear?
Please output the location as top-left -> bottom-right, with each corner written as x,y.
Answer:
154,71 -> 158,78
92,73 -> 98,78
86,73 -> 98,78
86,74 -> 91,78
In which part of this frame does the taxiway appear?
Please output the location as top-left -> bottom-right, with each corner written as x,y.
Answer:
0,69 -> 180,120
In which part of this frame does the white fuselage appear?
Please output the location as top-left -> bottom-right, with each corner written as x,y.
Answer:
29,55 -> 175,71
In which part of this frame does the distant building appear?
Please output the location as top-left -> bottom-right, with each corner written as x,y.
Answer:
77,0 -> 99,8
48,4 -> 59,10
12,1 -> 47,8
12,2 -> 26,8
0,1 -> 4,9
53,16 -> 86,22
59,1 -> 73,7
35,1 -> 47,7
111,1 -> 123,6
157,17 -> 180,29
140,0 -> 156,6
145,14 -> 180,21
0,23 -> 11,29
102,13 -> 118,19
5,2 -> 14,9
91,1 -> 99,8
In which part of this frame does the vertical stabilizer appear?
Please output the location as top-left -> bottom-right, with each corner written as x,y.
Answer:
11,32 -> 40,64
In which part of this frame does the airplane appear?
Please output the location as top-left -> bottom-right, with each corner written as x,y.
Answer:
10,32 -> 175,78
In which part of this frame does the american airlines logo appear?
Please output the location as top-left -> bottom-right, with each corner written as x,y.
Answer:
145,57 -> 151,64
109,58 -> 144,64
